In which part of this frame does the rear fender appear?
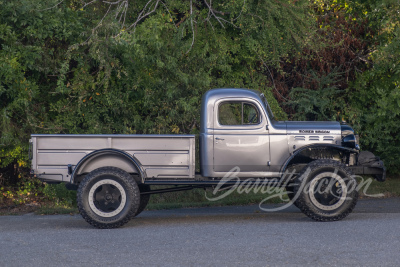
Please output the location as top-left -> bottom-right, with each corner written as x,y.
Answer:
71,149 -> 146,184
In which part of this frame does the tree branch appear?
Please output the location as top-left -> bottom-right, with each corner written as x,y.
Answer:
38,0 -> 65,11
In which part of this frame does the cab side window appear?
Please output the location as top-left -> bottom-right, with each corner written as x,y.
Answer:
218,102 -> 260,125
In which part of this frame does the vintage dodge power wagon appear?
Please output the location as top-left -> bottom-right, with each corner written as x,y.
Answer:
30,88 -> 386,228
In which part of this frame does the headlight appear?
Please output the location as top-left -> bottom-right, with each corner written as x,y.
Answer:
342,134 -> 358,149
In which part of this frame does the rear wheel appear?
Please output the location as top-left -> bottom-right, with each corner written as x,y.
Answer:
294,159 -> 358,221
135,184 -> 151,216
77,167 -> 140,229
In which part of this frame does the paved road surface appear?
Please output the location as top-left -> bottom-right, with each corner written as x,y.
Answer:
0,198 -> 399,267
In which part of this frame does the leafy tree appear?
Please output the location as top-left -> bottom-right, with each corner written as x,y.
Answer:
2,0 -> 316,183
348,24 -> 400,172
0,0 -> 90,179
288,68 -> 345,121
2,0 -> 398,184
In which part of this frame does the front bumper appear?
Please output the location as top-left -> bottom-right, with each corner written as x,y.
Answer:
349,151 -> 386,182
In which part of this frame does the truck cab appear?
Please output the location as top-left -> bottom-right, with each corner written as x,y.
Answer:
200,88 -> 273,177
199,88 -> 369,179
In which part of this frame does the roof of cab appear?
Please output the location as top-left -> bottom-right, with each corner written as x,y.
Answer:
203,88 -> 262,102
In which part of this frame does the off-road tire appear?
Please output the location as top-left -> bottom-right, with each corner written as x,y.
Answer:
294,159 -> 358,221
284,164 -> 303,208
285,184 -> 299,208
77,167 -> 140,229
135,184 -> 151,216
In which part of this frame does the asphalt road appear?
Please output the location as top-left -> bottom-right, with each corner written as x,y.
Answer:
0,198 -> 400,267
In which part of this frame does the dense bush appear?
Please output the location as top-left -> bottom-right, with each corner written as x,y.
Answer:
0,0 -> 399,189
348,29 -> 400,173
283,0 -> 400,173
1,0 -> 305,182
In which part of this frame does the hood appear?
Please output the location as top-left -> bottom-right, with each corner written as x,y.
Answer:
285,121 -> 341,135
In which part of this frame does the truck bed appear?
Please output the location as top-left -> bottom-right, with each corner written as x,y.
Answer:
30,134 -> 196,182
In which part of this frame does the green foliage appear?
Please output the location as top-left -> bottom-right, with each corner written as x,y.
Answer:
282,0 -> 400,173
52,0 -> 306,134
288,69 -> 345,121
338,0 -> 400,173
0,146 -> 28,168
263,87 -> 288,121
43,183 -> 77,206
0,0 -> 90,169
2,0 -> 301,169
0,178 -> 43,204
348,30 -> 400,173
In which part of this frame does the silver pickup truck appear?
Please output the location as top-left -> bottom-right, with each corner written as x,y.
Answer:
30,88 -> 386,228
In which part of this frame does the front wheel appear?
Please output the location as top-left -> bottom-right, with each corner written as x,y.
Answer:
285,184 -> 299,208
294,159 -> 358,221
77,167 -> 140,229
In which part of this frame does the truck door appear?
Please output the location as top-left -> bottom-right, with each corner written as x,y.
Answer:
213,100 -> 270,173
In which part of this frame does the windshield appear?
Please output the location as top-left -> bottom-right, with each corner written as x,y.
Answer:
260,93 -> 275,121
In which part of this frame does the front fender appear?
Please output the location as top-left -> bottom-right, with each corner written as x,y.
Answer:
280,144 -> 358,174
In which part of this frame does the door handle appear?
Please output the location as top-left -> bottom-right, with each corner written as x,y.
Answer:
215,137 -> 225,141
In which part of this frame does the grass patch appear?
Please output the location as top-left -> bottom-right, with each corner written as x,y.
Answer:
0,182 -> 78,215
358,176 -> 400,198
35,183 -> 78,215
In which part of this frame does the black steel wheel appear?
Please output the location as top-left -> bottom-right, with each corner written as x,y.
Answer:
77,167 -> 140,229
294,159 -> 358,221
135,184 -> 151,216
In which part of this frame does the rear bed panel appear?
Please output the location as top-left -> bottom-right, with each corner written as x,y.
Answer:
31,134 -> 195,182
